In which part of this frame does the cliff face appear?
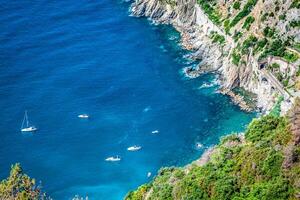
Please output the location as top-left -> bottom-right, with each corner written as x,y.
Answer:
131,0 -> 300,113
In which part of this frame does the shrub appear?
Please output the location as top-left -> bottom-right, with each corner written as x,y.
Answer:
279,14 -> 286,20
290,20 -> 300,28
242,16 -> 255,30
210,32 -> 226,45
254,38 -> 268,53
263,27 -> 276,38
224,19 -> 231,34
283,51 -> 298,63
241,35 -> 258,54
233,31 -> 243,42
290,0 -> 300,9
232,51 -> 241,65
233,1 -> 241,10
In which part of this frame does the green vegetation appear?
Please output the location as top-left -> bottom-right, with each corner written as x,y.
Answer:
0,164 -> 49,200
283,51 -> 298,63
242,16 -> 255,30
210,31 -> 225,45
290,20 -> 300,28
279,14 -> 286,20
197,0 -> 222,25
229,0 -> 258,29
232,50 -> 241,65
224,19 -> 231,34
241,35 -> 257,54
126,115 -> 300,200
233,1 -> 241,10
290,0 -> 300,9
253,38 -> 268,53
263,26 -> 276,38
269,96 -> 284,117
233,31 -> 243,42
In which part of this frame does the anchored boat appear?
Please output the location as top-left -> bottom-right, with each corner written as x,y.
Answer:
21,111 -> 37,132
105,156 -> 121,162
127,145 -> 141,151
78,114 -> 89,119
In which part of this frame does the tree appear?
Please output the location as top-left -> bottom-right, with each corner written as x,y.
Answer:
0,163 -> 50,200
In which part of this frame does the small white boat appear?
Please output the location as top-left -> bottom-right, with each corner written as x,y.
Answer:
151,130 -> 159,134
78,114 -> 89,119
21,111 -> 37,132
127,145 -> 141,151
105,156 -> 121,162
147,172 -> 152,178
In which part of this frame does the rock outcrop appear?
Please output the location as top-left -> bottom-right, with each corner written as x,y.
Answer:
131,0 -> 298,113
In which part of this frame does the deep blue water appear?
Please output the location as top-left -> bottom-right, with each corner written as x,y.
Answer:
0,0 -> 255,199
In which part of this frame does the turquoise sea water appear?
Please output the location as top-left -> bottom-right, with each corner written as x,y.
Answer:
0,0 -> 255,199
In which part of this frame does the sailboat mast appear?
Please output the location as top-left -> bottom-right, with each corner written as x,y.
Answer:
25,110 -> 29,127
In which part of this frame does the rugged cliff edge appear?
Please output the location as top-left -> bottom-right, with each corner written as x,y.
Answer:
126,0 -> 300,199
125,100 -> 300,200
131,0 -> 300,113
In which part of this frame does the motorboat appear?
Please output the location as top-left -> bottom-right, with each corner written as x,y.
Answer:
105,156 -> 121,162
78,114 -> 89,119
127,145 -> 141,151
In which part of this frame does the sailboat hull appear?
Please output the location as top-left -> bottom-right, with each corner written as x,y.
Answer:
21,126 -> 37,132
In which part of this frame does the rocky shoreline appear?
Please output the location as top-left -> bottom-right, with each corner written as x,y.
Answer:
130,0 -> 296,114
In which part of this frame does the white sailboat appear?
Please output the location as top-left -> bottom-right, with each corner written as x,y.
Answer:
21,111 -> 37,132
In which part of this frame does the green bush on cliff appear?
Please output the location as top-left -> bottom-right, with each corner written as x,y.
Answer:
232,50 -> 241,65
290,0 -> 300,9
197,0 -> 222,25
126,115 -> 299,200
233,1 -> 241,10
210,31 -> 225,45
242,16 -> 255,30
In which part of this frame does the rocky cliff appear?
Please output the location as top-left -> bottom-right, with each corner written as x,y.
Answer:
131,0 -> 300,113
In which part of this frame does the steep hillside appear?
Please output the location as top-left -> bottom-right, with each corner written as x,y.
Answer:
125,101 -> 300,199
131,0 -> 300,113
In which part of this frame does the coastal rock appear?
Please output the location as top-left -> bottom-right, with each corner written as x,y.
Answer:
131,0 -> 295,113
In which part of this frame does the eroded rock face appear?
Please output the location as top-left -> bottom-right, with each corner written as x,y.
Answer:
132,0 -> 196,26
131,0 -> 224,74
130,0 -> 293,113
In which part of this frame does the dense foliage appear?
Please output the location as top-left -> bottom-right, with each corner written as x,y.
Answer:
125,115 -> 300,200
0,164 -> 49,200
